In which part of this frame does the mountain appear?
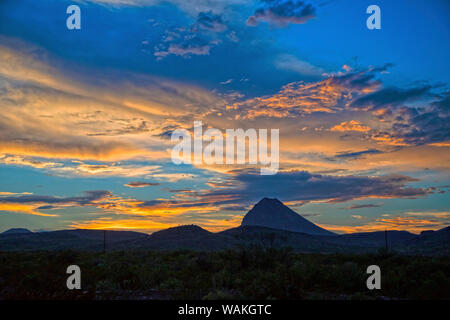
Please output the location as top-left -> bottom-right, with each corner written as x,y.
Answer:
402,226 -> 450,255
0,229 -> 148,251
123,225 -> 235,251
241,198 -> 335,236
1,228 -> 33,235
219,225 -> 349,253
332,230 -> 416,247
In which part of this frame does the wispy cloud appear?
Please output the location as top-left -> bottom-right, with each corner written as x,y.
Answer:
0,191 -> 112,217
124,181 -> 160,187
334,149 -> 382,160
323,212 -> 450,234
345,204 -> 381,210
330,120 -> 371,132
154,11 -> 231,59
275,54 -> 324,76
247,0 -> 316,27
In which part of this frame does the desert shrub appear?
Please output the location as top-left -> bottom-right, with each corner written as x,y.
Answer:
0,250 -> 449,300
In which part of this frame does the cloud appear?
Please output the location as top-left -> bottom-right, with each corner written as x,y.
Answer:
334,149 -> 382,160
0,190 -> 114,217
154,11 -> 231,59
346,204 -> 381,210
389,94 -> 450,146
0,203 -> 58,217
190,11 -> 227,32
322,212 -> 450,234
152,173 -> 197,182
330,120 -> 371,132
220,79 -> 233,85
275,54 -> 324,76
86,120 -> 150,136
0,189 -> 194,222
220,63 -> 449,153
226,31 -> 239,42
247,0 -> 316,27
220,204 -> 249,211
365,92 -> 450,147
52,162 -> 161,178
0,190 -> 112,206
124,181 -> 160,187
0,155 -> 62,169
212,170 -> 431,204
227,67 -> 381,119
351,85 -> 433,110
69,218 -> 174,233
83,0 -> 149,5
147,170 -> 432,211
0,192 -> 33,196
154,42 -> 212,59
84,0 -> 247,16
36,205 -> 57,210
6,158 -> 197,181
329,67 -> 384,92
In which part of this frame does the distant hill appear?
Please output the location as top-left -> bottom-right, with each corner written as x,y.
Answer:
330,230 -> 417,247
120,225 -> 235,251
1,228 -> 33,235
241,198 -> 335,236
402,226 -> 450,255
0,229 -> 148,251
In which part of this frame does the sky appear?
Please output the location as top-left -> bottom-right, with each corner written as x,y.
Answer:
0,0 -> 449,234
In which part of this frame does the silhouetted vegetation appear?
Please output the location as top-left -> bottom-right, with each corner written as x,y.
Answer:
0,248 -> 449,300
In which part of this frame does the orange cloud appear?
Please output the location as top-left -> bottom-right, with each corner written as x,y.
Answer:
0,40 -> 223,163
69,213 -> 243,233
0,155 -> 61,168
70,219 -> 173,233
370,132 -> 408,146
0,203 -> 59,217
330,120 -> 371,132
52,162 -> 161,178
226,69 -> 380,120
429,141 -> 450,147
321,212 -> 450,234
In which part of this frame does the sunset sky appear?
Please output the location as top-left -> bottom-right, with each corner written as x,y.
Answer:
0,0 -> 449,234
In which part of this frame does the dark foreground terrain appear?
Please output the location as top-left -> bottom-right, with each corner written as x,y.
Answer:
1,249 -> 449,300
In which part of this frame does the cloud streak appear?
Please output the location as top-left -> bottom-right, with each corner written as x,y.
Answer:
247,0 -> 316,27
124,181 -> 161,187
323,212 -> 450,234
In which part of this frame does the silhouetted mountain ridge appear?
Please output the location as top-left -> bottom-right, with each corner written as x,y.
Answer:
1,200 -> 448,255
2,228 -> 32,235
241,198 -> 335,236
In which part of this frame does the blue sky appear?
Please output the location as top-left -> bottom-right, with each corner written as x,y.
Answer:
0,0 -> 449,233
